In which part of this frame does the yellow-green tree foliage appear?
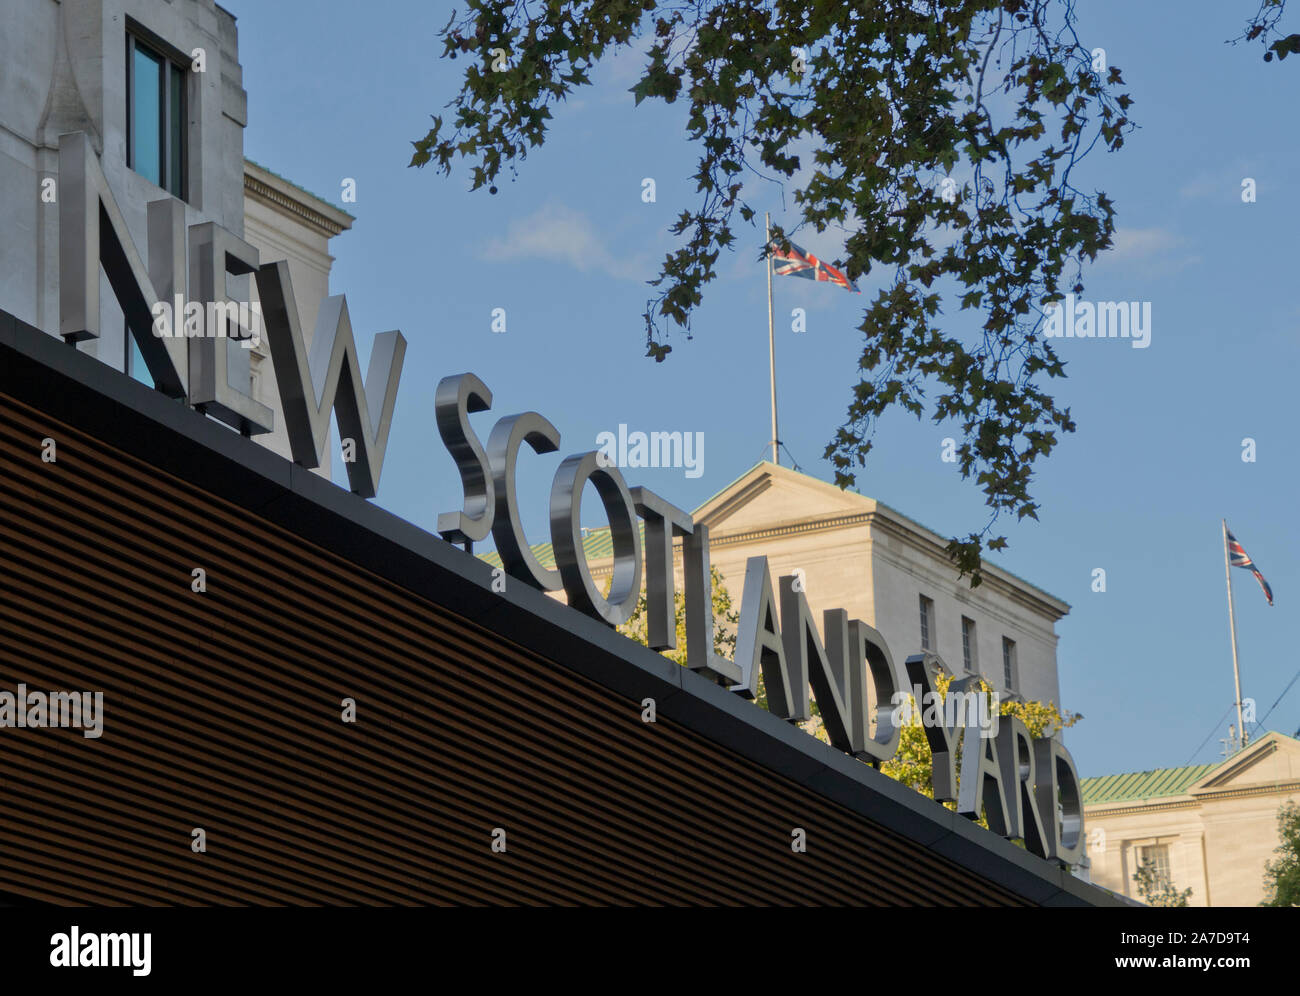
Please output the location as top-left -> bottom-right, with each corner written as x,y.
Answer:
618,566 -> 737,666
619,569 -> 827,741
1133,856 -> 1191,907
1261,800 -> 1300,907
619,573 -> 1076,802
882,672 -> 1079,800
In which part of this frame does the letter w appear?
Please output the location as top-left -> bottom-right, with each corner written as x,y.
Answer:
254,260 -> 405,498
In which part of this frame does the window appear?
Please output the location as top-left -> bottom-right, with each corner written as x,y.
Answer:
126,32 -> 187,197
918,595 -> 934,652
1139,844 -> 1172,888
125,317 -> 152,387
1002,637 -> 1017,691
961,616 -> 977,672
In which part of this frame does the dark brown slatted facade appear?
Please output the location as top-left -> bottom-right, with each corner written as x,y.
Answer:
0,388 -> 1030,906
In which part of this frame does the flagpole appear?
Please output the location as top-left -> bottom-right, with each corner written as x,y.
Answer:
765,211 -> 779,466
1223,519 -> 1247,750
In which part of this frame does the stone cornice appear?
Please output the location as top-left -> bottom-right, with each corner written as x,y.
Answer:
579,507 -> 1070,625
865,511 -> 1069,622
243,163 -> 353,238
1086,780 -> 1300,818
580,510 -> 872,580
708,511 -> 873,550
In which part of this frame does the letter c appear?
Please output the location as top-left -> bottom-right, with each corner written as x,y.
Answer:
488,412 -> 562,591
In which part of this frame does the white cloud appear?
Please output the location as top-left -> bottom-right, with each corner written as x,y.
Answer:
1106,227 -> 1183,259
480,203 -> 648,280
1095,226 -> 1200,277
1179,164 -> 1253,201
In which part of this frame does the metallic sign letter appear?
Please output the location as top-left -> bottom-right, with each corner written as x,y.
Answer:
904,652 -> 961,802
550,452 -> 642,626
681,525 -> 743,685
735,557 -> 795,715
821,610 -> 868,755
630,486 -> 693,651
255,260 -> 405,498
1033,737 -> 1085,865
957,710 -> 1011,835
434,373 -> 495,546
189,223 -> 272,435
487,411 -> 561,590
58,132 -> 187,396
996,716 -> 1048,853
778,576 -> 830,724
825,616 -> 903,764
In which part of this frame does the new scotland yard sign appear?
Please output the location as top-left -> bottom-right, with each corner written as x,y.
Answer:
56,130 -> 1084,867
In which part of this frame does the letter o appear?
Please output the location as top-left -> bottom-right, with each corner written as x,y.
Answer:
550,452 -> 642,625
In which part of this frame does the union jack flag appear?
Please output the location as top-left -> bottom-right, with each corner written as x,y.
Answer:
1227,525 -> 1274,606
769,239 -> 860,293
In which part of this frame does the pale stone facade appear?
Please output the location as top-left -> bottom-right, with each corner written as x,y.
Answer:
1083,732 -> 1300,906
690,462 -> 1068,707
0,0 -> 347,474
0,0 -> 249,361
532,461 -> 1070,711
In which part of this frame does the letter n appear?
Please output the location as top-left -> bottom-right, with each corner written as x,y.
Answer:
59,131 -> 187,396
254,260 -> 406,497
779,575 -> 839,727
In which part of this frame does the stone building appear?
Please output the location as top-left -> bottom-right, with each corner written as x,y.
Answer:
689,461 -> 1069,708
488,461 -> 1073,712
1082,731 -> 1300,905
0,0 -> 347,471
488,460 -> 1076,728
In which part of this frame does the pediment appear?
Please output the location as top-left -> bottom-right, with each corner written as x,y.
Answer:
1189,732 -> 1300,794
692,462 -> 873,536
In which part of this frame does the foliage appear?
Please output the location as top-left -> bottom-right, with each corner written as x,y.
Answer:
881,670 -> 1078,799
618,564 -> 738,666
621,573 -> 1074,798
1261,800 -> 1300,907
411,0 -> 1136,585
618,567 -> 826,740
1239,1 -> 1300,62
1133,855 -> 1191,908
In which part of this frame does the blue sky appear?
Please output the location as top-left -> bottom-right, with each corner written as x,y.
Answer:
224,0 -> 1297,778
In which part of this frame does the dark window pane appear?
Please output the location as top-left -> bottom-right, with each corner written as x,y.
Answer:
132,44 -> 163,185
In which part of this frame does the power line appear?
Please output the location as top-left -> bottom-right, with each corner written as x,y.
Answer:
778,441 -> 803,473
1249,663 -> 1300,739
1184,703 -> 1235,767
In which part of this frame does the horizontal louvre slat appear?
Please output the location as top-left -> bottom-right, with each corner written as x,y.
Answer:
0,391 -> 1026,906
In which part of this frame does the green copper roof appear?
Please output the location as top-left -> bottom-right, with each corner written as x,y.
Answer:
1081,763 -> 1219,805
479,521 -> 646,571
